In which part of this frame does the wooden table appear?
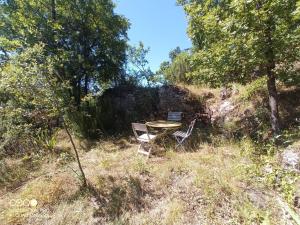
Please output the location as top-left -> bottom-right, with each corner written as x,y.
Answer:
146,120 -> 182,129
146,120 -> 182,149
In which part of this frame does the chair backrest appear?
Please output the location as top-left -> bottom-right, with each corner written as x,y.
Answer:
167,112 -> 182,121
132,123 -> 149,139
186,119 -> 196,137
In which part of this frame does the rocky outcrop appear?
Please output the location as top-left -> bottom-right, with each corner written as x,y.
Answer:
208,86 -> 268,138
280,142 -> 300,172
96,85 -> 210,132
158,85 -> 208,122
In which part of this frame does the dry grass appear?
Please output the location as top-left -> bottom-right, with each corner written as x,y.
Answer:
0,134 -> 288,225
163,199 -> 185,225
2,83 -> 300,225
86,140 -> 283,224
178,83 -> 220,102
25,198 -> 95,225
0,172 -> 79,225
0,158 -> 33,193
54,129 -> 93,154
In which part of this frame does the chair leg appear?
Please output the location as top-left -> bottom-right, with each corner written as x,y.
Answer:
176,143 -> 185,151
174,136 -> 179,148
137,142 -> 152,157
179,142 -> 186,151
137,143 -> 144,154
147,142 -> 157,158
147,146 -> 152,159
175,136 -> 186,151
174,136 -> 181,149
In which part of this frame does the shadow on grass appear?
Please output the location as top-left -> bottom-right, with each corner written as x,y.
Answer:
145,121 -> 216,153
86,175 -> 147,221
0,156 -> 42,191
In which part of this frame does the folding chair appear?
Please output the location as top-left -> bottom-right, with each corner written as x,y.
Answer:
167,112 -> 183,122
172,119 -> 196,150
132,123 -> 157,157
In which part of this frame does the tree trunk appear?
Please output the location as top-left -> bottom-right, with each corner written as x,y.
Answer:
50,0 -> 57,50
51,0 -> 56,21
267,72 -> 280,135
63,121 -> 87,187
76,79 -> 81,106
265,16 -> 280,135
84,74 -> 88,96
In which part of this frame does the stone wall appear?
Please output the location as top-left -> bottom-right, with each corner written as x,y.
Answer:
157,85 -> 207,122
99,85 -> 209,128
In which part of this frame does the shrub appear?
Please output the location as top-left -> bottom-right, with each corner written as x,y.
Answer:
239,77 -> 268,101
69,86 -> 159,138
0,44 -> 65,156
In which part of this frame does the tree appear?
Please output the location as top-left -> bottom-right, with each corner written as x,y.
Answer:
178,0 -> 300,134
169,46 -> 182,61
127,42 -> 155,86
159,48 -> 191,84
0,0 -> 129,104
0,44 -> 87,187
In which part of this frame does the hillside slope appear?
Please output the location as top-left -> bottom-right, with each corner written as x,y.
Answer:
1,84 -> 300,225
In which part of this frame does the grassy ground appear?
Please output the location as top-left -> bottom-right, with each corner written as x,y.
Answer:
1,84 -> 299,225
0,133 -> 291,225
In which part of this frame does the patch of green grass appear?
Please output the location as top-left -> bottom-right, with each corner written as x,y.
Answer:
237,200 -> 272,225
99,158 -> 114,170
235,77 -> 268,102
164,199 -> 185,225
130,156 -> 151,174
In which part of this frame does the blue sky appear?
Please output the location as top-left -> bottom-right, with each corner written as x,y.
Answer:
115,0 -> 191,72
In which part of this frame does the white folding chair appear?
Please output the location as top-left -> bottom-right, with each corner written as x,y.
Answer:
172,119 -> 196,150
132,123 -> 157,157
167,112 -> 183,122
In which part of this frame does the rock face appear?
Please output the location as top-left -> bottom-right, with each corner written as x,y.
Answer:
98,85 -> 209,132
279,142 -> 300,209
158,85 -> 207,122
218,100 -> 235,113
246,189 -> 268,209
210,99 -> 237,127
281,143 -> 300,172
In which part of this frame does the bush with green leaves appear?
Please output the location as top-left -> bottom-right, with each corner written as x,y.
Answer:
159,49 -> 191,84
241,131 -> 300,205
0,44 -> 66,156
239,77 -> 268,101
0,0 -> 129,105
178,0 -> 300,134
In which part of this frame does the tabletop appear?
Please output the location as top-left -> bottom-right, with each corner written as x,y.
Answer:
145,120 -> 182,129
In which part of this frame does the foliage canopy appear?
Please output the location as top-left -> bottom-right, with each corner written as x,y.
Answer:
0,0 -> 129,104
159,47 -> 191,84
178,0 -> 300,86
0,44 -> 65,153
